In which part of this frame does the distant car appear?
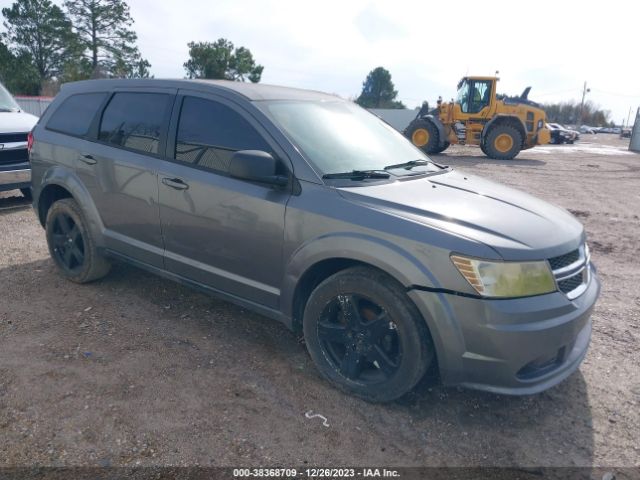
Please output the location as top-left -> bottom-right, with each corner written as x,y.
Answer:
0,82 -> 38,199
580,125 -> 597,134
547,123 -> 579,144
621,129 -> 631,138
611,127 -> 622,135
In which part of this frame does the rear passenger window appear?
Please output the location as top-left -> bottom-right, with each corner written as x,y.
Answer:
47,93 -> 107,137
175,96 -> 270,173
99,93 -> 170,154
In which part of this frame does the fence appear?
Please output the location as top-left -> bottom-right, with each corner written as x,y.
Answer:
630,108 -> 640,153
15,96 -> 54,117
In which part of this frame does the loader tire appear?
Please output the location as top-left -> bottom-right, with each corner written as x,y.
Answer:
406,119 -> 439,154
432,141 -> 450,154
484,124 -> 522,160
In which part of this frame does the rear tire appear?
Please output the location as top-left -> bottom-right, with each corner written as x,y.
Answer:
484,124 -> 523,160
303,266 -> 434,403
405,119 -> 440,154
45,198 -> 111,283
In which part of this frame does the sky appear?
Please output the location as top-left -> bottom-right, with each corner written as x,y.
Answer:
3,0 -> 639,124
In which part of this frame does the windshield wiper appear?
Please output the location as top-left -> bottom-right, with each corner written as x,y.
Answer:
383,159 -> 432,170
385,159 -> 451,171
322,170 -> 391,180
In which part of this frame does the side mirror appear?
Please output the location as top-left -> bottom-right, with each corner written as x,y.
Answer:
229,150 -> 288,187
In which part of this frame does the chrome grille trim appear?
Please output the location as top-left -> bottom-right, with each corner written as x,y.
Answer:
549,244 -> 590,300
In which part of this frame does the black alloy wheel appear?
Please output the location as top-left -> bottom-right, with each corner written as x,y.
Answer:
303,266 -> 434,402
317,293 -> 401,383
50,212 -> 85,273
45,198 -> 111,283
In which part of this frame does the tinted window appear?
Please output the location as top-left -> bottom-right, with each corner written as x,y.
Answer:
47,93 -> 107,136
99,93 -> 170,154
175,96 -> 270,173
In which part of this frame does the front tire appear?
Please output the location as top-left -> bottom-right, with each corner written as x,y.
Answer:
303,267 -> 434,402
45,198 -> 111,283
432,141 -> 450,154
405,118 -> 440,154
484,124 -> 523,160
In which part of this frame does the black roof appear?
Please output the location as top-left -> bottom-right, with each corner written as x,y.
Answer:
60,78 -> 340,102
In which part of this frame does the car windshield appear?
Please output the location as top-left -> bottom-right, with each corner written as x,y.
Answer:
258,100 -> 440,177
0,83 -> 20,112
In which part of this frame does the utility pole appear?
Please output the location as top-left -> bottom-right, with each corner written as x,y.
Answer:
627,107 -> 632,128
577,81 -> 590,127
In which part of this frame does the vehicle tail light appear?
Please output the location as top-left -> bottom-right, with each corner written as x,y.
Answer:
27,130 -> 34,156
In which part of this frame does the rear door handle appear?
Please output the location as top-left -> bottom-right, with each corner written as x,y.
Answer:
162,177 -> 189,190
79,153 -> 96,165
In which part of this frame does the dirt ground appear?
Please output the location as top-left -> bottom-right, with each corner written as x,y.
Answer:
0,134 -> 638,469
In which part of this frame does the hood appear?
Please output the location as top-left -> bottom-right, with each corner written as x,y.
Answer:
337,170 -> 584,260
0,110 -> 39,134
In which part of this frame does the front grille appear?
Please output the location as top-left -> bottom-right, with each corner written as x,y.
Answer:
0,132 -> 28,143
0,148 -> 28,166
549,249 -> 580,270
549,245 -> 589,299
558,272 -> 584,293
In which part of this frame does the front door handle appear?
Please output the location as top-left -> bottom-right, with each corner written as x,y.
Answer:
162,177 -> 189,190
79,153 -> 96,165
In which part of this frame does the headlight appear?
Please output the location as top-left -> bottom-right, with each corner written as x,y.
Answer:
451,255 -> 556,298
537,120 -> 543,129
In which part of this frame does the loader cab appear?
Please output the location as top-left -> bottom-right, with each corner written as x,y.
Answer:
456,77 -> 496,115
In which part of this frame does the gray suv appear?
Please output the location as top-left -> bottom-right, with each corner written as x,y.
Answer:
29,79 -> 600,402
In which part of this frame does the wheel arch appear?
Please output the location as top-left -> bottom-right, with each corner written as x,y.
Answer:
482,115 -> 527,146
285,250 -> 451,386
282,233 -> 441,334
36,167 -> 105,246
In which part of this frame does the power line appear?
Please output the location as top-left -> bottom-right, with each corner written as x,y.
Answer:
590,88 -> 640,98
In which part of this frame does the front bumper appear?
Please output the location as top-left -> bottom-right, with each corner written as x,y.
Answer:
0,162 -> 31,192
408,265 -> 600,394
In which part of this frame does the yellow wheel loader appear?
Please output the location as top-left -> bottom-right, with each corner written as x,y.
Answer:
405,76 -> 551,160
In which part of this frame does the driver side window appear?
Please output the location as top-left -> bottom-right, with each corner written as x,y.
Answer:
175,96 -> 271,174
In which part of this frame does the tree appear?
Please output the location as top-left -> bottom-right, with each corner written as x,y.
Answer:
2,0 -> 80,91
112,56 -> 151,79
0,39 -> 40,94
356,67 -> 406,109
184,39 -> 263,83
63,0 -> 150,78
543,100 -> 611,127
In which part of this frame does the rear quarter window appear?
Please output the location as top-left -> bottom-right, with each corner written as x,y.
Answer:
46,93 -> 107,137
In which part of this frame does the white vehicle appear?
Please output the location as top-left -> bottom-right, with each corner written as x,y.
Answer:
579,125 -> 597,134
0,82 -> 38,198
